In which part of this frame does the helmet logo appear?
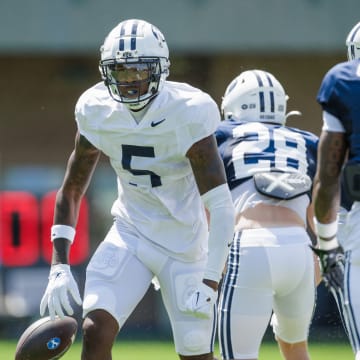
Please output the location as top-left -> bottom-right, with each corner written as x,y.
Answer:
151,26 -> 166,47
241,103 -> 256,110
122,51 -> 133,58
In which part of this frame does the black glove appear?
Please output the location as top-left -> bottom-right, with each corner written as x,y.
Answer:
311,245 -> 350,339
310,245 -> 345,291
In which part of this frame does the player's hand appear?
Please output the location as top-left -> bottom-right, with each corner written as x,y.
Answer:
184,282 -> 217,319
310,245 -> 345,291
40,264 -> 82,320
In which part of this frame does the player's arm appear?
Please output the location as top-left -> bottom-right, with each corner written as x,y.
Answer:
313,130 -> 347,230
40,132 -> 101,320
187,134 -> 235,287
187,134 -> 227,195
184,134 -> 235,318
311,130 -> 347,291
306,203 -> 322,286
52,131 -> 101,265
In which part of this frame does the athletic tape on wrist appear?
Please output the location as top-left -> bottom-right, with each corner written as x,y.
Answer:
314,218 -> 338,238
314,218 -> 339,250
51,225 -> 76,244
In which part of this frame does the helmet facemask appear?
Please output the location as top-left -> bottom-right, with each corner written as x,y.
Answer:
99,19 -> 170,111
100,57 -> 165,110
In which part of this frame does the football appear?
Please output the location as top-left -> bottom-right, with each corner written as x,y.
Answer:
15,316 -> 78,360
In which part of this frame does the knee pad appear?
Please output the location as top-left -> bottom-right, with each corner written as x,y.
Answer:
182,329 -> 208,353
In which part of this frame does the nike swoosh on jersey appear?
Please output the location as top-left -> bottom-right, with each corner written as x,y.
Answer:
195,292 -> 200,305
151,118 -> 166,127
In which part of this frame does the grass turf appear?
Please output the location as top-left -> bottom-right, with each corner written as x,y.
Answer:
6,339 -> 354,359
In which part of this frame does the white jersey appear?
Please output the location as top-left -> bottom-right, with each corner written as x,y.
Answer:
75,80 -> 221,261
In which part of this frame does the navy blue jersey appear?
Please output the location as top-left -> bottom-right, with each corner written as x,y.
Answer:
317,59 -> 360,165
215,120 -> 318,191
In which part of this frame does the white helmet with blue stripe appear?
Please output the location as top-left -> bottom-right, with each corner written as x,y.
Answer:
99,19 -> 170,110
346,21 -> 360,60
221,69 -> 289,125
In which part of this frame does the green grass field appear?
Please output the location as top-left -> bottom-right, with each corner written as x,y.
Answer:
4,339 -> 354,359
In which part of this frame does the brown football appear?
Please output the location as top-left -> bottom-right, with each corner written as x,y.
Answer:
15,316 -> 78,360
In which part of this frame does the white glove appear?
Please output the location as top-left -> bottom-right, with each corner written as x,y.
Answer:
40,264 -> 82,320
184,282 -> 217,319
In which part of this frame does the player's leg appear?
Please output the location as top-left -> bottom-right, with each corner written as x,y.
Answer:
337,204 -> 360,357
81,224 -> 154,360
328,205 -> 351,338
218,231 -> 273,360
275,339 -> 309,360
270,236 -> 314,360
81,309 -> 119,360
156,255 -> 218,360
343,250 -> 360,357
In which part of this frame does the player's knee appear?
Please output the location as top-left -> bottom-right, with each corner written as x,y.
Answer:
182,329 -> 208,353
82,310 -> 118,347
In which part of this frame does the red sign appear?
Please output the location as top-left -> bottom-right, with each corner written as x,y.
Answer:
0,191 -> 89,266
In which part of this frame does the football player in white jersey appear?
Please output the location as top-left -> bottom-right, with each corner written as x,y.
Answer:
216,70 -> 319,360
312,21 -> 360,360
39,19 -> 235,360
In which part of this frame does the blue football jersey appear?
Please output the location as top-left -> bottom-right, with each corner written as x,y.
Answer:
317,59 -> 360,165
215,120 -> 318,191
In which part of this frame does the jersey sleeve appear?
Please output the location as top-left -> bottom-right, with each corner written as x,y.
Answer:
322,110 -> 346,132
316,63 -> 345,120
74,89 -> 101,148
74,98 -> 85,133
176,94 -> 221,155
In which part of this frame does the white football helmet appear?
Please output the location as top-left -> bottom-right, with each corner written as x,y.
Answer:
99,19 -> 170,110
346,21 -> 360,60
221,70 -> 289,125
